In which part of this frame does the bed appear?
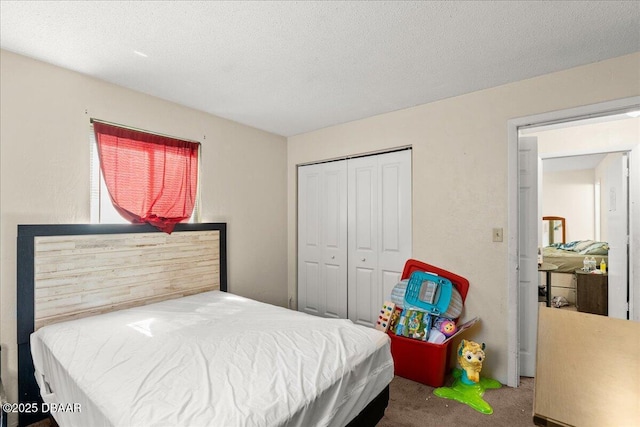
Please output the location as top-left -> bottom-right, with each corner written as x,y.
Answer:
541,216 -> 609,273
539,216 -> 609,305
542,241 -> 609,273
17,223 -> 393,427
541,240 -> 609,306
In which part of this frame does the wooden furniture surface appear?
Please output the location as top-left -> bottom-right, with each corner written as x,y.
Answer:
534,307 -> 640,427
32,229 -> 221,329
575,270 -> 608,316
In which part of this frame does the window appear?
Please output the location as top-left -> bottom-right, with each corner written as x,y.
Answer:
90,121 -> 201,232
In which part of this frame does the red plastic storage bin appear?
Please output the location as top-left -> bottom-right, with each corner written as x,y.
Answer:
387,259 -> 470,387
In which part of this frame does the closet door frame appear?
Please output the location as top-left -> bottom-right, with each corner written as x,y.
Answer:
297,148 -> 412,324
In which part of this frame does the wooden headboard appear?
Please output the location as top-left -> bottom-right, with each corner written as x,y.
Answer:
542,216 -> 566,245
16,222 -> 227,425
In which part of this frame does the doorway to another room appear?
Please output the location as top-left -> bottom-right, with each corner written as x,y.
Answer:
525,122 -> 634,319
507,97 -> 640,386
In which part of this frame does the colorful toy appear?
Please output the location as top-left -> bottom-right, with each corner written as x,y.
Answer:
401,271 -> 464,318
427,328 -> 446,344
375,301 -> 396,332
390,279 -> 409,307
421,314 -> 433,341
394,309 -> 408,336
404,310 -> 426,339
404,271 -> 453,316
433,340 -> 502,414
388,306 -> 403,334
391,273 -> 464,319
458,339 -> 484,383
434,317 -> 457,337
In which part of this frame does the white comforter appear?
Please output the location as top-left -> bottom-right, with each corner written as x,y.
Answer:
31,291 -> 393,427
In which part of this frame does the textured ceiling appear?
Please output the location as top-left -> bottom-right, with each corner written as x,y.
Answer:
1,1 -> 638,136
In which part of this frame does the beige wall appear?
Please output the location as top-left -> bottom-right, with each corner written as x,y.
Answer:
0,50 -> 288,410
287,53 -> 640,383
543,169 -> 595,242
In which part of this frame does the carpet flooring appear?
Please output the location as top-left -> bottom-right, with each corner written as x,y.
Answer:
27,376 -> 535,427
378,376 -> 535,427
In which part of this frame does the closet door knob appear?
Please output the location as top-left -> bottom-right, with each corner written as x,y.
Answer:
361,258 -> 366,262
331,255 -> 335,259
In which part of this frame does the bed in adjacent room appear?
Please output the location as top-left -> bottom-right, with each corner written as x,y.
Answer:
540,216 -> 609,306
17,223 -> 393,427
541,216 -> 609,273
542,240 -> 609,273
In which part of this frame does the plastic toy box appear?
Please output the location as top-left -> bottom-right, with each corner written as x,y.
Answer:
387,259 -> 470,387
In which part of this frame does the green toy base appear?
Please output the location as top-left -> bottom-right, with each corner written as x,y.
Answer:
433,368 -> 502,414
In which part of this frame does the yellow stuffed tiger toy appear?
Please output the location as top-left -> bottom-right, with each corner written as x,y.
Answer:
457,339 -> 485,384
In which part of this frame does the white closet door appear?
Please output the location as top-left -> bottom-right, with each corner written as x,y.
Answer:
348,150 -> 412,327
378,151 -> 413,303
297,161 -> 348,318
348,156 -> 380,327
322,161 -> 348,318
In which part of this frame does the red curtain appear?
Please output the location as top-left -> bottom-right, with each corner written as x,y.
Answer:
93,122 -> 199,233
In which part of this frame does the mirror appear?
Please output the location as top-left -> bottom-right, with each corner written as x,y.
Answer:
542,216 -> 566,246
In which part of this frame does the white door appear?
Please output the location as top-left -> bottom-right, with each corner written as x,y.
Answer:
518,136 -> 539,377
630,146 -> 639,322
347,155 -> 379,327
379,152 -> 413,303
348,150 -> 412,327
298,161 -> 348,318
606,153 -> 629,319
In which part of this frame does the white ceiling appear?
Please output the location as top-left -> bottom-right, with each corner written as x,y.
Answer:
1,1 -> 638,137
543,153 -> 609,172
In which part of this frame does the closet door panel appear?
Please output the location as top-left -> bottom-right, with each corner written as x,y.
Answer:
348,157 -> 379,327
298,161 -> 347,319
298,165 -> 323,315
381,269 -> 402,306
324,170 -> 342,247
381,163 -> 401,251
323,264 -> 342,318
378,150 -> 412,304
352,266 -> 377,326
323,164 -> 347,264
301,261 -> 320,314
322,161 -> 348,319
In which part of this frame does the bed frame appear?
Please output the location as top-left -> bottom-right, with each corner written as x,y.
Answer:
16,223 -> 388,426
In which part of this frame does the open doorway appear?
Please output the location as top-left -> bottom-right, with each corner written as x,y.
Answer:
506,97 -> 640,387
523,116 -> 636,317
